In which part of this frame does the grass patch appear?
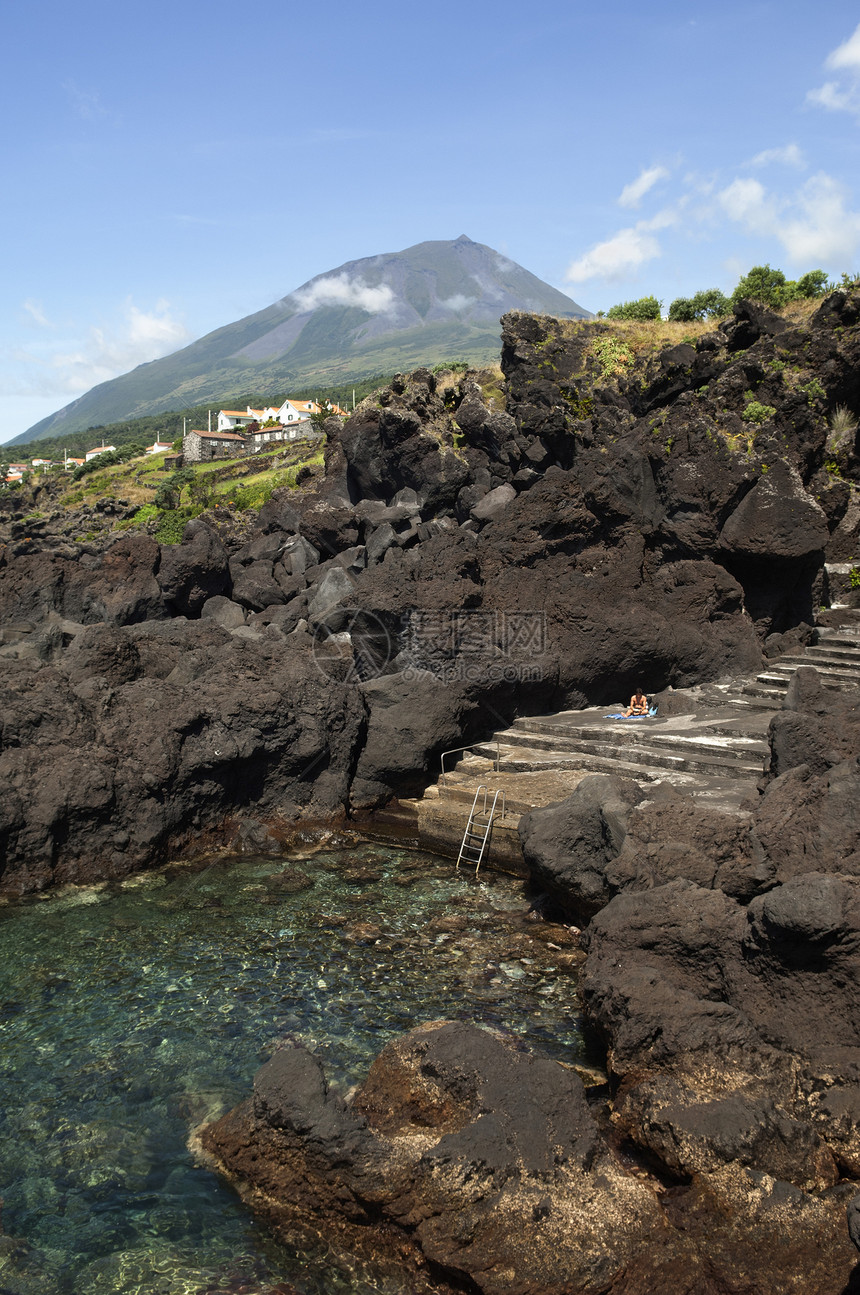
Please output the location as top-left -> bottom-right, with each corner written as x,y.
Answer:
551,315 -> 716,357
155,507 -> 200,544
590,336 -> 634,377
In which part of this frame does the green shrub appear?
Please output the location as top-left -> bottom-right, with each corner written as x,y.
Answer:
799,377 -> 826,405
796,269 -> 831,298
742,399 -> 777,424
606,295 -> 662,321
590,336 -> 634,377
668,297 -> 696,322
733,265 -> 831,309
154,507 -> 198,544
432,360 -> 470,374
849,567 -> 860,589
668,289 -> 731,322
733,265 -> 791,308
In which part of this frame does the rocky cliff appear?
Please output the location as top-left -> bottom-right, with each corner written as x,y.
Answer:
4,295 -> 860,1292
1,294 -> 859,892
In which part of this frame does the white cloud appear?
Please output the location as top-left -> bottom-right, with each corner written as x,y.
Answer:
826,22 -> 860,71
619,165 -> 669,209
746,143 -> 805,169
22,300 -> 51,327
718,170 -> 860,267
807,79 -> 857,111
640,206 -> 679,232
780,172 -> 860,264
6,299 -> 191,397
292,273 -> 394,314
807,23 -> 860,114
565,225 -> 662,283
470,273 -> 503,301
440,294 -> 475,311
718,178 -> 782,233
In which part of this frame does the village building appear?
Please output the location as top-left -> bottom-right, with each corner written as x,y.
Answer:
145,440 -> 173,455
217,399 -> 312,433
84,444 -> 116,462
216,397 -> 347,436
243,423 -> 324,451
182,429 -> 246,463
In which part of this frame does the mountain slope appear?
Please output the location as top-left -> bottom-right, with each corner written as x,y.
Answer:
13,237 -> 590,444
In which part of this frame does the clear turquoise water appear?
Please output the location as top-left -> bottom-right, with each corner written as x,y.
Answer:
0,841 -> 588,1295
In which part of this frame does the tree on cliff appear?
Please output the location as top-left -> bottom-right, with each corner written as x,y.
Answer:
606,295 -> 662,321
669,289 -> 731,321
732,264 -> 831,308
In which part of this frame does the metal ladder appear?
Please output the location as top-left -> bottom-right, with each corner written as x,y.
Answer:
456,786 -> 506,876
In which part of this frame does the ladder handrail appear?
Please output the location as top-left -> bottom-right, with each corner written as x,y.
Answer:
456,786 -> 506,876
440,741 -> 500,789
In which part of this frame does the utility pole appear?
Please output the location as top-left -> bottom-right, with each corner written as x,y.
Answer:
208,409 -> 212,433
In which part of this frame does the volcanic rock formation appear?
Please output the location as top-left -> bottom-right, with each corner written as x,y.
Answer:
4,292 -> 860,1290
2,293 -> 860,889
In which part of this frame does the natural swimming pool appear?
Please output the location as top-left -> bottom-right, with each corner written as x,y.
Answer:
0,840 -> 590,1294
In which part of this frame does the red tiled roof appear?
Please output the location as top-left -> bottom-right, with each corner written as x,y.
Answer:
189,429 -> 246,441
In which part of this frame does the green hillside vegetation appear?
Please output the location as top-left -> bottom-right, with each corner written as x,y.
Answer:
1,374 -> 389,466
7,435 -> 325,546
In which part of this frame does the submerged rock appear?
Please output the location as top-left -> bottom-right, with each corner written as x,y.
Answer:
201,1022 -> 669,1294
201,1015 -> 860,1294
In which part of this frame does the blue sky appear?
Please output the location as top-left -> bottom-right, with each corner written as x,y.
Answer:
4,0 -> 860,443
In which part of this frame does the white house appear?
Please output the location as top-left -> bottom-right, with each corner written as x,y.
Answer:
84,444 -> 116,462
216,397 -> 346,435
145,440 -> 173,455
217,409 -> 259,432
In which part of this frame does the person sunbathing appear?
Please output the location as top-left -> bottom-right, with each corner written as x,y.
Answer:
623,686 -> 648,717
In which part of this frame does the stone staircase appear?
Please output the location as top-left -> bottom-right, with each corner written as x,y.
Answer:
453,615 -> 860,815
463,705 -> 771,813
740,622 -> 860,705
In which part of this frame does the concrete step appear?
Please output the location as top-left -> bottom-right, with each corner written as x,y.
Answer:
755,668 -> 859,692
476,744 -> 683,783
816,629 -> 860,644
435,784 -> 529,816
505,720 -> 767,762
495,728 -> 766,772
745,679 -> 788,697
717,691 -> 785,711
766,654 -> 860,675
803,644 -> 860,661
473,738 -> 764,781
